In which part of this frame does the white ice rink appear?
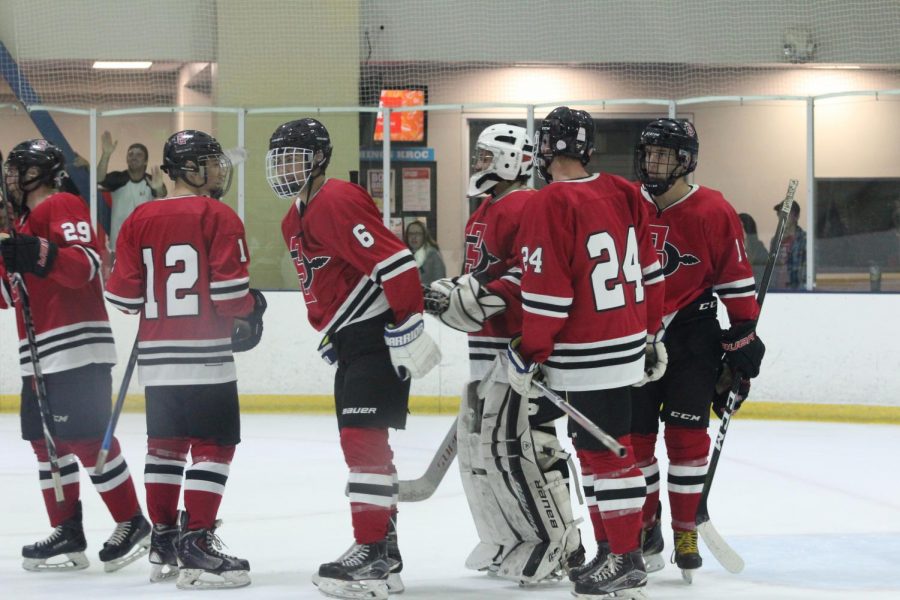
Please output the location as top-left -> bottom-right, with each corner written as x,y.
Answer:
1,413 -> 899,599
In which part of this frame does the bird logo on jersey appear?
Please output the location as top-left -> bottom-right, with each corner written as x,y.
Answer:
464,222 -> 500,275
649,224 -> 700,276
289,235 -> 330,304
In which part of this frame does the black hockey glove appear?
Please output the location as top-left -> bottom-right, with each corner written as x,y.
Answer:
0,233 -> 58,277
232,289 -> 267,352
721,321 -> 765,379
712,365 -> 751,419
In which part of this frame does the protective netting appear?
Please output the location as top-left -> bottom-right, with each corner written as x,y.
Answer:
2,0 -> 900,109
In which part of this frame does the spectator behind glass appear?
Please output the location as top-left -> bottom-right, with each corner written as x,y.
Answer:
770,201 -> 806,290
404,220 -> 446,285
739,212 -> 768,290
97,131 -> 167,254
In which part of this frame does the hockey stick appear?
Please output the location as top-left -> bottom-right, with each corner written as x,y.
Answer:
696,178 -> 798,574
94,337 -> 138,475
398,416 -> 459,502
1,264 -> 66,503
1,186 -> 66,503
533,381 -> 627,458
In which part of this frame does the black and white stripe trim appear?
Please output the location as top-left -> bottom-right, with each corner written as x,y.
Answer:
347,472 -> 395,508
544,331 -> 646,370
667,464 -> 707,494
89,453 -> 131,493
184,461 -> 229,495
137,338 -> 233,366
714,277 -> 756,299
210,276 -> 250,302
642,260 -> 664,286
593,474 -> 647,512
323,276 -> 390,335
522,290 -> 573,319
73,244 -> 101,281
371,249 -> 417,285
640,461 -> 660,494
500,267 -> 522,286
38,454 -> 79,490
18,321 -> 115,365
144,455 -> 186,486
468,336 -> 510,363
104,290 -> 143,314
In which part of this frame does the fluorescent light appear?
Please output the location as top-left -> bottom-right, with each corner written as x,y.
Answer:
808,64 -> 861,70
92,61 -> 153,70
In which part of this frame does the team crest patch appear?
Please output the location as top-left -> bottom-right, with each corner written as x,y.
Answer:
464,221 -> 500,275
289,235 -> 330,304
649,224 -> 700,276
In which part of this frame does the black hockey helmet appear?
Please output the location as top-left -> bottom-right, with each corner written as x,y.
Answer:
161,130 -> 232,199
265,118 -> 333,200
534,107 -> 594,181
635,118 -> 699,196
4,139 -> 67,208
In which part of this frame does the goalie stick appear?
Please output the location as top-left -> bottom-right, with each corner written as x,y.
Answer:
696,178 -> 798,574
398,416 -> 458,502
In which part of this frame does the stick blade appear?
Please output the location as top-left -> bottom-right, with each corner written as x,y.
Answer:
697,520 -> 745,573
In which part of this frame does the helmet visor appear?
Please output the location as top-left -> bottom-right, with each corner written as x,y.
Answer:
265,147 -> 313,200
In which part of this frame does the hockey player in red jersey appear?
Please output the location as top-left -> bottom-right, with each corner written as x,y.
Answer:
428,124 -> 584,583
630,119 -> 765,582
267,118 -> 440,600
105,130 -> 264,589
507,107 -> 666,599
0,139 -> 149,572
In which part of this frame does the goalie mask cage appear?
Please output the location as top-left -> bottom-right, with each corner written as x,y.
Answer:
1,0 -> 900,293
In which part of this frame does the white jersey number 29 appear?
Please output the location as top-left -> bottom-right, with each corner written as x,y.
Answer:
142,244 -> 199,319
587,227 -> 644,311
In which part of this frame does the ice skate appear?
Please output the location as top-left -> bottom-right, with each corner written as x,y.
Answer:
573,550 -> 648,599
671,529 -> 702,583
316,540 -> 390,600
99,511 -> 151,572
175,520 -> 250,589
385,515 -> 404,593
568,540 -> 609,582
22,501 -> 89,572
149,523 -> 179,582
641,519 -> 665,574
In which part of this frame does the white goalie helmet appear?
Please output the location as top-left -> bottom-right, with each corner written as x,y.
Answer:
467,124 -> 533,197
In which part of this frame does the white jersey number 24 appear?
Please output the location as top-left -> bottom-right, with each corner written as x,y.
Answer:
587,227 -> 644,311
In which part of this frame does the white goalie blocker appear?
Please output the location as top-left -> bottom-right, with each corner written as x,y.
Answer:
457,359 -> 581,585
429,274 -> 505,333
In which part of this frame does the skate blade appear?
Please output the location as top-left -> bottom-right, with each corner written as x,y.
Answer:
681,567 -> 696,584
314,572 -> 403,595
103,536 -> 151,572
317,576 -> 389,600
644,552 -> 665,573
572,588 -> 649,600
150,562 -> 179,583
23,552 -> 89,572
176,568 -> 250,589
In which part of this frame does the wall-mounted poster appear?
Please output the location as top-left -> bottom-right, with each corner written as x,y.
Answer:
366,168 -> 396,213
401,167 -> 431,212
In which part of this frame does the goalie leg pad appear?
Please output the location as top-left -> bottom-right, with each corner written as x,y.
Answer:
457,381 -> 518,571
478,380 -> 580,584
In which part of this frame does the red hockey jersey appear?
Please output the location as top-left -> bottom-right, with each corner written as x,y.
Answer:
517,174 -> 664,391
639,184 -> 760,325
281,179 -> 423,335
104,195 -> 254,386
0,192 -> 116,376
463,187 -> 532,380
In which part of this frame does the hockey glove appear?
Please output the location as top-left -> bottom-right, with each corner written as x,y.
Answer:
318,335 -> 337,367
506,337 -> 542,399
384,313 -> 442,380
0,233 -> 58,277
633,330 -> 668,387
231,289 -> 267,352
712,365 -> 751,419
422,284 -> 449,315
429,274 -> 506,333
721,321 -> 765,379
